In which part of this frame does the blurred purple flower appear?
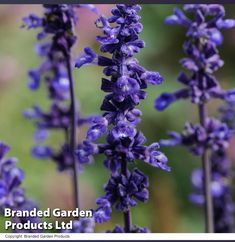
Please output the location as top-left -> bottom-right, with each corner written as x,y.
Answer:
157,4 -> 235,233
161,118 -> 232,156
23,5 -> 95,172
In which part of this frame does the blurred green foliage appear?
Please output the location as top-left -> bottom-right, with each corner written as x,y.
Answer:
0,4 -> 235,233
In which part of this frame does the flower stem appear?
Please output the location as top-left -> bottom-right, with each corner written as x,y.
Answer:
198,103 -> 214,233
66,52 -> 80,210
121,160 -> 132,233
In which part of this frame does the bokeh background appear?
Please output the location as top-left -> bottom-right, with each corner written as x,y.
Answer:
0,4 -> 235,233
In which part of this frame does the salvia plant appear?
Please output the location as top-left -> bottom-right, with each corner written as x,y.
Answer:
0,141 -> 42,232
75,4 -> 170,233
22,4 -> 97,233
155,4 -> 235,233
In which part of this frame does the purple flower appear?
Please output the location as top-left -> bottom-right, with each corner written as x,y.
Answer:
75,47 -> 97,68
93,197 -> 112,223
155,89 -> 189,111
28,69 -> 41,90
23,106 -> 41,119
22,14 -> 43,29
76,141 -> 98,164
102,168 -> 149,211
86,117 -> 108,141
155,93 -> 176,111
145,143 -> 170,171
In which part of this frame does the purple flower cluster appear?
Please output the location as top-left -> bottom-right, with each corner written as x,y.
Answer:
23,4 -> 93,172
75,4 -> 169,232
22,5 -> 77,97
155,4 -> 235,233
24,103 -> 88,171
160,118 -> 232,156
155,4 -> 235,110
0,141 -> 42,233
104,168 -> 149,211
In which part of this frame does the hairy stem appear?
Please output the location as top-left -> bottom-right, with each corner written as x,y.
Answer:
121,160 -> 132,233
66,53 -> 80,210
198,104 -> 214,233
